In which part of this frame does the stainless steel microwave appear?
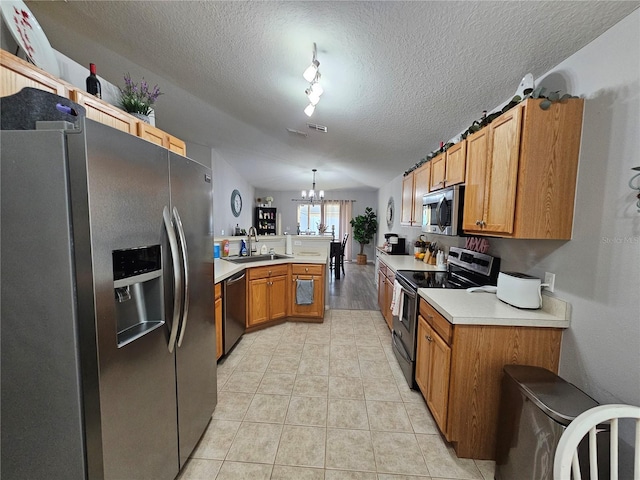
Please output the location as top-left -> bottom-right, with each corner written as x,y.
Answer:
422,185 -> 464,236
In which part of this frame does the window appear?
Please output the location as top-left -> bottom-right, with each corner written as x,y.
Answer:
297,202 -> 341,237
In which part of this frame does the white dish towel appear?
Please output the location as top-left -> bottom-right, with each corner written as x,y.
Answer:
390,280 -> 404,318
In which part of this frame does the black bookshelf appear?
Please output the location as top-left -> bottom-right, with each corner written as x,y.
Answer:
254,207 -> 277,235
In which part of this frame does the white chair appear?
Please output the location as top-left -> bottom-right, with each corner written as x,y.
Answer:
554,404 -> 640,480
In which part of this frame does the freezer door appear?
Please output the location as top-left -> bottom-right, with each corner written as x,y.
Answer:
67,120 -> 180,480
168,151 -> 217,468
1,130 -> 87,480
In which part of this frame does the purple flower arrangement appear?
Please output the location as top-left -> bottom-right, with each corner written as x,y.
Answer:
119,73 -> 162,115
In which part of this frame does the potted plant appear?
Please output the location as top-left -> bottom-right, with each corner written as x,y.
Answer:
119,73 -> 162,124
350,207 -> 378,265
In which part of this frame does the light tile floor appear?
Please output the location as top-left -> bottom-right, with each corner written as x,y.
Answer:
178,310 -> 495,480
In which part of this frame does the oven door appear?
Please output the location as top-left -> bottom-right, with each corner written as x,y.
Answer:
391,278 -> 418,388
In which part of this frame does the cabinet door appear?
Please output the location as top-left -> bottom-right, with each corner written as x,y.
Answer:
383,272 -> 394,329
429,154 -> 446,191
462,129 -> 489,232
415,315 -> 430,396
290,273 -> 324,318
0,50 -> 67,97
483,105 -> 522,235
168,135 -> 187,156
444,141 -> 466,187
426,324 -> 452,434
377,269 -> 386,313
400,172 -> 415,225
70,90 -> 138,134
269,275 -> 288,320
137,122 -> 167,148
248,278 -> 270,326
413,163 -> 430,226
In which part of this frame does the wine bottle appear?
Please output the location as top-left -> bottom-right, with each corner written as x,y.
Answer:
86,63 -> 102,99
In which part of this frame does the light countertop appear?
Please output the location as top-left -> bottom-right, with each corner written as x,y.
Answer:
419,289 -> 570,328
376,249 -> 443,273
213,254 -> 327,284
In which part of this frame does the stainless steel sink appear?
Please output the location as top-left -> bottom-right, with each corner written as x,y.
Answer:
225,254 -> 291,264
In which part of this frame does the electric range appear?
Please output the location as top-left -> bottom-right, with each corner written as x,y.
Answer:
391,247 -> 500,388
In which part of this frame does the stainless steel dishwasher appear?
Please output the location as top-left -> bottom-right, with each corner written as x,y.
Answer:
223,271 -> 246,354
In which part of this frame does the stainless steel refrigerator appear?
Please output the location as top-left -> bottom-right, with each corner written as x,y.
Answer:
1,118 -> 216,479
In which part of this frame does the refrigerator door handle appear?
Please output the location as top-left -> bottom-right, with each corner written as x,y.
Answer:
173,206 -> 190,348
163,206 -> 183,353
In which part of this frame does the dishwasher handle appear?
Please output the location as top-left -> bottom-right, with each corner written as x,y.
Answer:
227,271 -> 246,285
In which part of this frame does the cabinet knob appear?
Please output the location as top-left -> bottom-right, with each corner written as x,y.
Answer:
426,335 -> 433,342
475,220 -> 481,226
305,268 -> 309,272
268,270 -> 272,275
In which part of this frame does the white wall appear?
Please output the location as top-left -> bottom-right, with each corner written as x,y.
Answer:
378,11 -> 640,407
212,150 -> 255,237
255,188 -> 378,260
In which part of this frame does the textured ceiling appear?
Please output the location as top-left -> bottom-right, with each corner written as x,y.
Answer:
26,1 -> 639,193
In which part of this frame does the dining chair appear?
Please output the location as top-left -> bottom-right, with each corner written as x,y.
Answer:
553,403 -> 640,480
339,233 -> 348,276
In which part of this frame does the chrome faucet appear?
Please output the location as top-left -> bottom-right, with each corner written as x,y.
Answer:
247,226 -> 258,256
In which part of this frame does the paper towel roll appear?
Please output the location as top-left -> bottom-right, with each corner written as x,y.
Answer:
285,234 -> 293,255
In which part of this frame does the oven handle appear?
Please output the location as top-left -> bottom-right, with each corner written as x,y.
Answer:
392,330 -> 412,363
395,278 -> 417,299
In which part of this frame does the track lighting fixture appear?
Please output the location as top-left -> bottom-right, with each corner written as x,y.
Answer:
302,43 -> 323,117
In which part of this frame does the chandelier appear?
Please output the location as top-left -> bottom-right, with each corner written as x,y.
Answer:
303,43 -> 324,117
301,169 -> 324,204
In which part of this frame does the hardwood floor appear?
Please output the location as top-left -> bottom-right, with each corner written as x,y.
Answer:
328,261 -> 378,310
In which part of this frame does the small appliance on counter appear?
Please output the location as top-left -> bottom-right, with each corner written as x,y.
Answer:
496,272 -> 544,309
383,233 -> 406,255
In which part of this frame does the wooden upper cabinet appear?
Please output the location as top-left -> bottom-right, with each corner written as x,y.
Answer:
400,172 -> 415,226
429,153 -> 446,191
167,135 -> 187,156
412,163 -> 430,226
70,89 -> 138,134
1,51 -> 187,156
401,162 -> 430,227
138,122 -> 166,147
444,140 -> 466,187
138,122 -> 187,156
462,98 -> 584,239
482,105 -> 522,235
0,50 -> 67,98
462,128 -> 489,231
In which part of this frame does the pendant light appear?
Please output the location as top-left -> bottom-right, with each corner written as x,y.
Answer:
301,169 -> 324,203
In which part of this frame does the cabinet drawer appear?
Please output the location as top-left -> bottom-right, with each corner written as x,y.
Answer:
420,299 -> 453,345
248,264 -> 289,280
387,270 -> 395,283
214,282 -> 222,299
291,264 -> 324,276
378,263 -> 388,277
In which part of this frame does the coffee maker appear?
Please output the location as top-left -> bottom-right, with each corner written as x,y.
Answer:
384,233 -> 406,255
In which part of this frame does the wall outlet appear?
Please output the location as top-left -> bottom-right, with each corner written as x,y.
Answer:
544,272 -> 556,293
294,240 -> 302,246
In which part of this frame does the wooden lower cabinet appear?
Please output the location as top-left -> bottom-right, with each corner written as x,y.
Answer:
417,315 -> 451,432
376,262 -> 394,329
214,282 -> 223,360
416,298 -> 563,459
290,264 -> 324,318
247,264 -> 288,327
